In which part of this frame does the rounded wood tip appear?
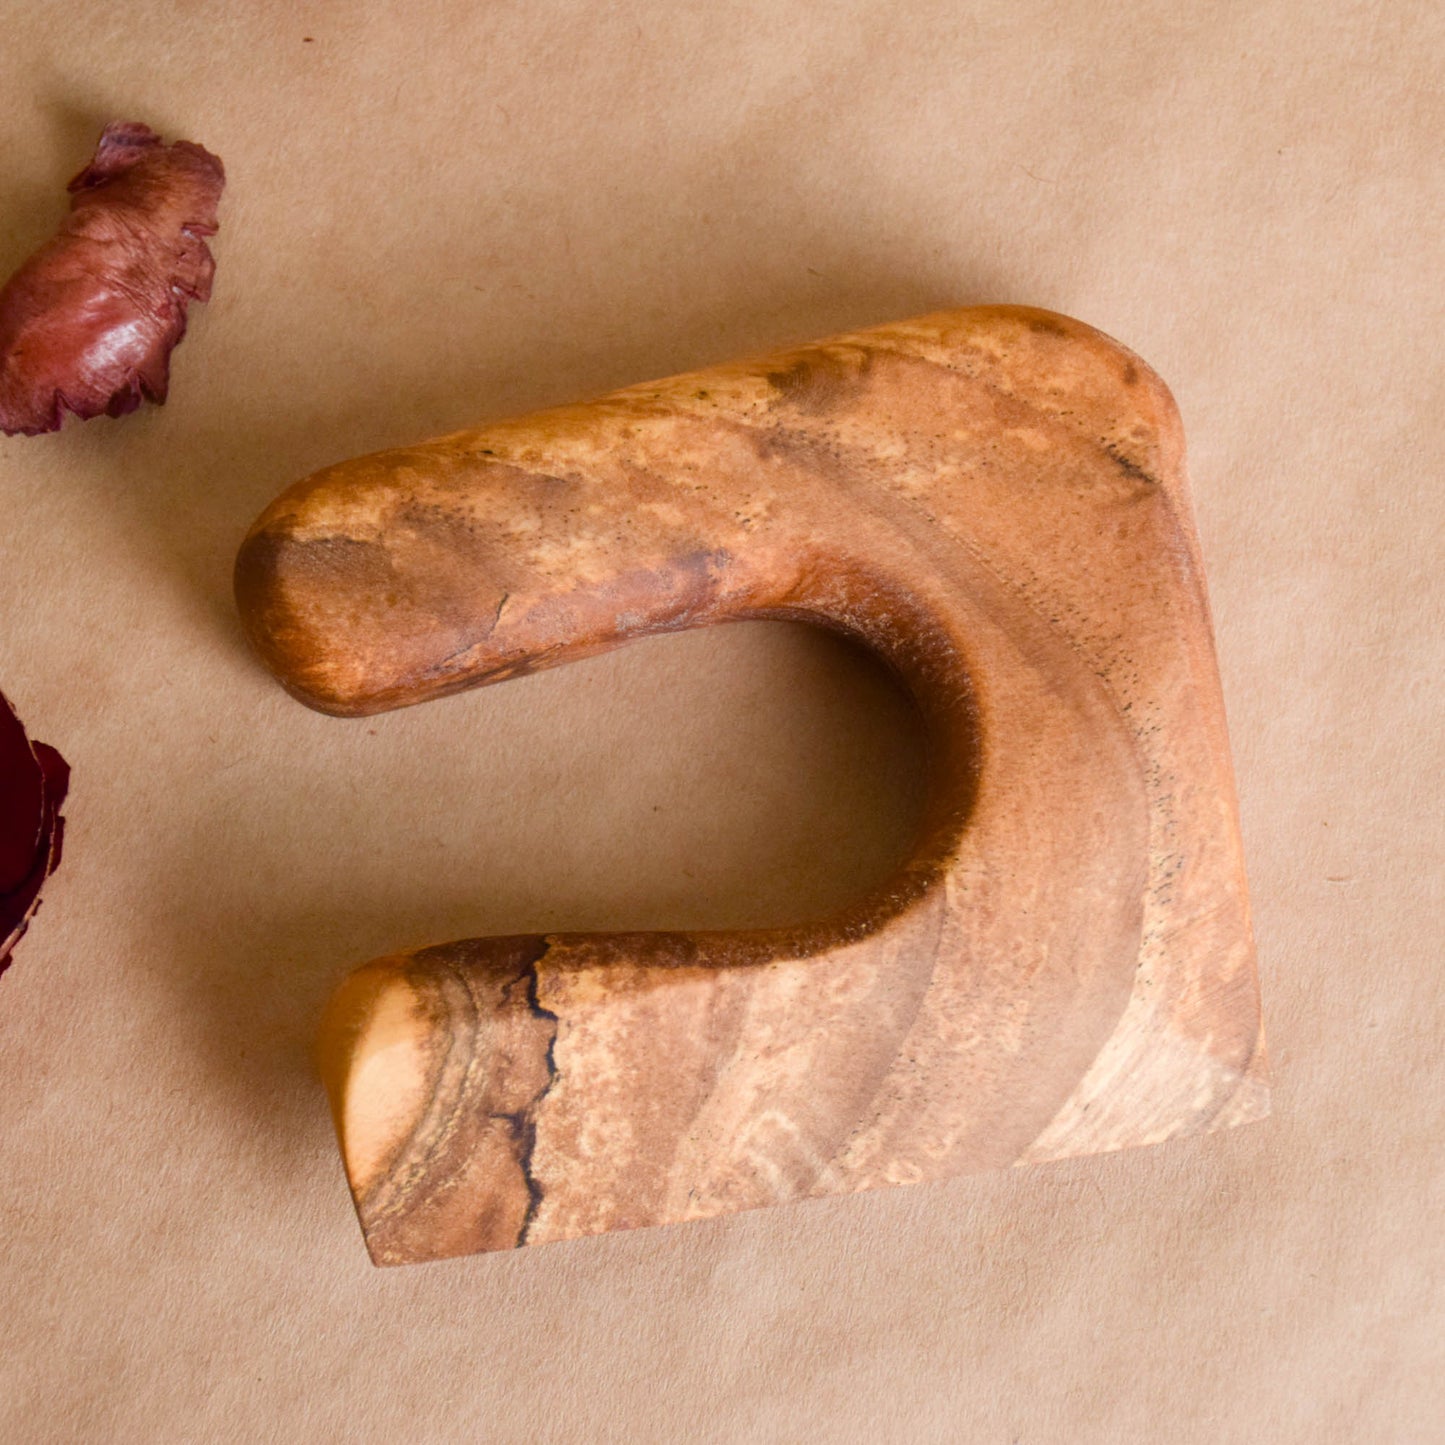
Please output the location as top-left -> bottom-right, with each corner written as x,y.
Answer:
317,962 -> 434,1206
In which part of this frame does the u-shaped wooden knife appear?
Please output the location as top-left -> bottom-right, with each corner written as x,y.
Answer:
235,306 -> 1266,1265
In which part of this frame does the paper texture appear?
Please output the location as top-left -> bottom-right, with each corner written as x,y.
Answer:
1,2 -> 1440,1440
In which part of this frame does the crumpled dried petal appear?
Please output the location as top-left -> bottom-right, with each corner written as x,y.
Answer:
0,120 -> 225,436
0,690 -> 69,978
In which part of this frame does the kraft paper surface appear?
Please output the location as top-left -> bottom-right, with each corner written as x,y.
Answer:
1,3 -> 1440,1440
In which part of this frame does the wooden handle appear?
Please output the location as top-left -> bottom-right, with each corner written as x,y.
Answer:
236,306 -> 1266,1265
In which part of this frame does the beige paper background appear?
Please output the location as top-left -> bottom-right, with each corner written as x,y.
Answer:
1,2 -> 1441,1440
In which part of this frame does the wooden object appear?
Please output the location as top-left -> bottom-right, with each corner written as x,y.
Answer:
235,306 -> 1267,1265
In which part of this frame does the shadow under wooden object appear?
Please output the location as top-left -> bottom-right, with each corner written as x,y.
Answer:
235,306 -> 1267,1266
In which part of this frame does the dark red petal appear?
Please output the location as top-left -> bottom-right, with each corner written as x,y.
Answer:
32,744 -> 70,875
0,694 -> 70,980
0,120 -> 224,437
0,693 -> 45,892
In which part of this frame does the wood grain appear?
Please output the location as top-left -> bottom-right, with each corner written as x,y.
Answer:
236,306 -> 1266,1265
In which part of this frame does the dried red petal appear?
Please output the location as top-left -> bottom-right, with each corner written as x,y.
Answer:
0,691 -> 69,978
0,695 -> 45,890
0,121 -> 225,436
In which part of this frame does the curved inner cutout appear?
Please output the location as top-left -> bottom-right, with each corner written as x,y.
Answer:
373,617 -> 931,940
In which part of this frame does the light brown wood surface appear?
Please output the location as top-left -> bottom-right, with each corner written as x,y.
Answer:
237,306 -> 1265,1263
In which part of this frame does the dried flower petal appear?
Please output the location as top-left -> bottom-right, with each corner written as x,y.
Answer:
0,121 -> 225,436
0,691 -> 69,978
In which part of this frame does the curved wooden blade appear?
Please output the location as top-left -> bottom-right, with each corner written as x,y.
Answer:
236,306 -> 1266,1265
